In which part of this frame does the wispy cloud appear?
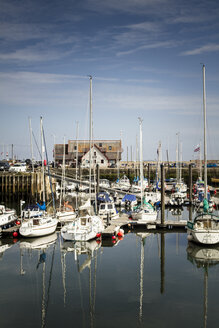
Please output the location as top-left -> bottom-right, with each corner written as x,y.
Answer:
117,41 -> 175,56
181,43 -> 219,55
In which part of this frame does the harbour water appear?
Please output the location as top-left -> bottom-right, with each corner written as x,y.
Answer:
1,204 -> 219,328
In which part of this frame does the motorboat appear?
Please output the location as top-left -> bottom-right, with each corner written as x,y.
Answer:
169,191 -> 186,206
98,202 -> 119,220
61,215 -> 105,241
0,204 -> 17,230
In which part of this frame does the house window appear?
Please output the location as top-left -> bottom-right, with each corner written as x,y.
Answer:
108,146 -> 112,150
94,152 -> 96,156
99,143 -> 102,147
74,146 -> 77,150
101,160 -> 104,164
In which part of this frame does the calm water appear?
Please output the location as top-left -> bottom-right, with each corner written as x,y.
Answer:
1,206 -> 219,328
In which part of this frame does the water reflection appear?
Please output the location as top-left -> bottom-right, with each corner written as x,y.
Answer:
19,234 -> 57,328
187,243 -> 219,328
1,204 -> 219,327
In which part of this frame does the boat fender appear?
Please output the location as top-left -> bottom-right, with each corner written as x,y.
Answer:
12,231 -> 18,238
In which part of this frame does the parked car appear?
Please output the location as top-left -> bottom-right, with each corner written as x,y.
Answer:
0,161 -> 10,171
9,162 -> 27,172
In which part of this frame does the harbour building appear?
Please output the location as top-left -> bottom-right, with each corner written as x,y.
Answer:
54,140 -> 122,168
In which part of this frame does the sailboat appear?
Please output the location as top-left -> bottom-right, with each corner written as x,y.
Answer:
61,76 -> 104,241
169,133 -> 187,206
131,118 -> 157,223
187,65 -> 219,245
19,117 -> 58,237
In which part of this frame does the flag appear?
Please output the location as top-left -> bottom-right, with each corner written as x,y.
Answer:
194,145 -> 200,152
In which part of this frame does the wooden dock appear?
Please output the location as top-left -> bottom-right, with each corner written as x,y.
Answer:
101,215 -> 187,237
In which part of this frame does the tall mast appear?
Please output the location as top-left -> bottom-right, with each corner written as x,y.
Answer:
29,117 -> 34,173
203,64 -> 207,198
75,121 -> 79,180
138,117 -> 143,206
89,76 -> 92,200
40,116 -> 45,203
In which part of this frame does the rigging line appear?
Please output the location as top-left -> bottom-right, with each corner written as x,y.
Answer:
42,126 -> 56,213
32,131 -> 42,159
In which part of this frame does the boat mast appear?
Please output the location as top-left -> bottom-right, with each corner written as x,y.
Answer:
138,117 -> 143,206
89,76 -> 92,200
75,121 -> 79,180
60,136 -> 66,210
28,117 -> 34,173
176,132 -> 179,183
202,64 -> 207,199
40,116 -> 45,204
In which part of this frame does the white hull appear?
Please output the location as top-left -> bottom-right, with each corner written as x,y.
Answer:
132,210 -> 157,223
19,218 -> 58,237
0,213 -> 17,228
144,192 -> 161,204
187,228 -> 219,245
61,215 -> 104,242
56,211 -> 76,223
61,230 -> 97,242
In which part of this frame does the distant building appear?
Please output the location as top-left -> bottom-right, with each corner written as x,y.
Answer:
54,140 -> 122,167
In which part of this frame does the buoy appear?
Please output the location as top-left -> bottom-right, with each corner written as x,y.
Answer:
117,231 -> 123,238
96,233 -> 101,238
44,159 -> 47,166
112,235 -> 116,240
118,236 -> 123,241
16,220 -> 21,225
96,239 -> 101,244
13,231 -> 18,238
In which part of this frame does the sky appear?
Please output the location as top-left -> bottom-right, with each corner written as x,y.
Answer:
0,0 -> 219,162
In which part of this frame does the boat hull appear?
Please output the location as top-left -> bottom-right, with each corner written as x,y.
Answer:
187,228 -> 219,245
19,219 -> 58,238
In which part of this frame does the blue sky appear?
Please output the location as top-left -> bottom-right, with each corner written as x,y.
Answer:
0,0 -> 219,161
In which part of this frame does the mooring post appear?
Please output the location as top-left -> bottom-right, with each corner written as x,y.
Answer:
147,163 -> 150,187
13,175 -> 15,194
161,164 -> 165,225
96,164 -> 100,195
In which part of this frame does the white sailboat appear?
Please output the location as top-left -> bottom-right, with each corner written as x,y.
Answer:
169,133 -> 187,206
19,117 -> 58,238
131,118 -> 157,223
61,76 -> 104,241
187,65 -> 219,245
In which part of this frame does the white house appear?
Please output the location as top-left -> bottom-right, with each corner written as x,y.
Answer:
81,145 -> 109,168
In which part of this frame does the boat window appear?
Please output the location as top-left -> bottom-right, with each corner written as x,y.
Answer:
81,217 -> 87,225
100,204 -> 105,209
33,219 -> 39,225
108,204 -> 113,209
